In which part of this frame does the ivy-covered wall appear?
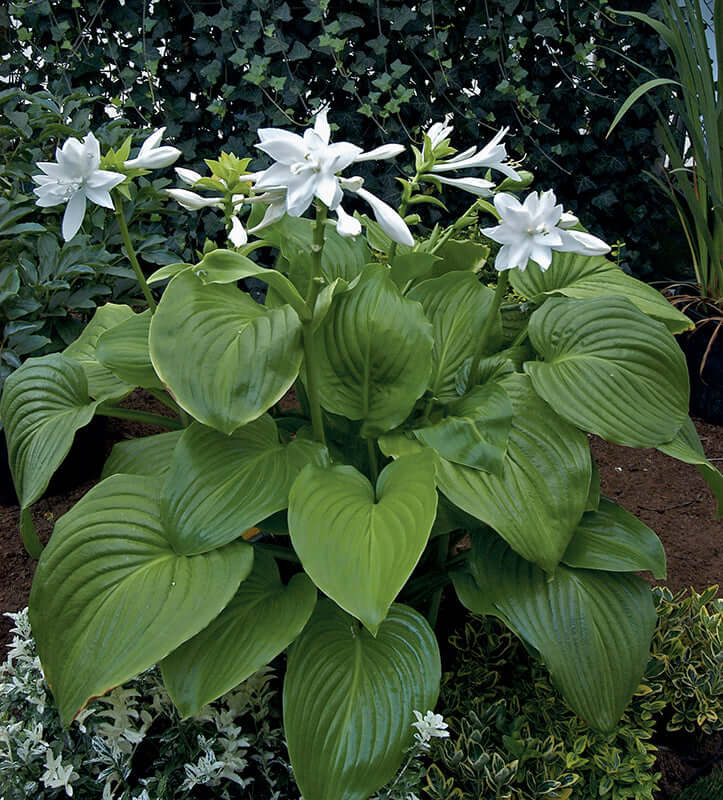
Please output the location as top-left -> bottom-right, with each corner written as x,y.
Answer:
1,0 -> 685,279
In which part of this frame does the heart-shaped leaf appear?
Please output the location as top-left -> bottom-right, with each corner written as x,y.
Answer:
452,528 -> 657,732
161,416 -> 327,555
316,264 -> 433,436
29,474 -> 253,725
526,297 -> 689,447
408,272 -> 501,401
563,497 -> 666,578
429,238 -> 489,278
64,303 -> 135,400
414,382 -> 512,473
288,452 -> 437,633
658,416 -> 723,518
161,550 -> 317,717
510,251 -> 692,333
102,430 -> 183,479
1,354 -> 102,508
284,600 -> 440,800
149,270 -> 303,434
96,309 -> 164,389
435,374 -> 591,572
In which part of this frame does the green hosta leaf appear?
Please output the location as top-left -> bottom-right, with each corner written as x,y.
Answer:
29,474 -> 253,725
586,460 -> 601,511
510,252 -> 692,333
1,354 -> 102,508
430,239 -> 489,277
96,310 -> 163,389
316,265 -> 433,436
563,497 -> 666,578
193,249 -> 308,319
390,252 -> 441,286
658,417 -> 723,518
161,550 -> 316,717
64,303 -> 135,400
284,600 -> 440,800
102,431 -> 182,479
149,270 -> 303,434
452,528 -> 657,732
288,452 -> 437,633
414,382 -> 512,473
435,375 -> 591,571
526,297 -> 689,447
161,416 -> 327,555
408,272 -> 502,401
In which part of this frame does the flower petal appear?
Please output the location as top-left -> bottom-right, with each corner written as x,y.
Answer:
254,163 -> 295,191
315,172 -> 341,209
335,204 -> 362,237
356,187 -> 414,246
175,167 -> 204,186
228,216 -> 248,247
255,135 -> 308,165
86,169 -> 125,191
166,189 -> 223,210
249,201 -> 287,233
432,174 -> 494,196
314,107 -> 331,145
85,185 -> 115,209
354,143 -> 406,162
556,229 -> 611,255
61,191 -> 87,241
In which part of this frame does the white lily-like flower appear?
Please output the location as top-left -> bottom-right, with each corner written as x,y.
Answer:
124,127 -> 181,169
165,188 -> 223,211
433,174 -> 495,197
229,215 -> 248,247
175,167 -> 204,186
33,132 -> 125,241
253,107 -> 413,245
481,190 -> 610,272
425,117 -> 454,150
245,189 -> 287,234
412,710 -> 449,747
431,126 -> 520,181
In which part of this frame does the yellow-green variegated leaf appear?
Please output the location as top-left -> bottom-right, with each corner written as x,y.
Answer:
510,251 -> 692,333
160,416 -> 327,555
658,416 -> 723,518
29,474 -> 253,725
1,354 -> 102,508
408,272 -> 502,402
96,309 -> 163,389
161,550 -> 316,717
288,452 -> 437,633
149,270 -> 303,434
102,431 -> 183,479
452,528 -> 656,732
63,303 -> 135,400
526,297 -> 689,447
435,374 -> 591,572
316,265 -> 433,436
563,497 -> 666,578
284,600 -> 440,800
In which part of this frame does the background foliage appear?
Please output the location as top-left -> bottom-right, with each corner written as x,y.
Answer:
1,0 -> 684,279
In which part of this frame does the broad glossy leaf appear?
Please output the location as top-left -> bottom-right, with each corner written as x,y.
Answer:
658,416 -> 723,517
510,251 -> 692,333
193,249 -> 308,319
563,497 -> 666,578
430,239 -> 489,277
316,265 -> 433,436
390,252 -> 441,286
161,550 -> 316,717
29,475 -> 253,725
96,310 -> 163,389
414,382 -> 512,473
102,430 -> 182,479
436,374 -> 591,572
284,600 -> 440,800
64,303 -> 135,399
288,452 -> 437,633
526,297 -> 689,447
453,529 -> 657,732
149,270 -> 303,434
408,272 -> 502,401
1,354 -> 101,508
161,416 -> 327,555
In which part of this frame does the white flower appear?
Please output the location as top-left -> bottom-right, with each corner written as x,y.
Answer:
33,132 -> 125,241
425,117 -> 454,150
40,749 -> 77,796
124,127 -> 181,169
430,126 -> 520,182
411,710 -> 449,746
433,174 -> 495,196
481,190 -> 610,272
229,215 -> 247,247
175,166 -> 204,186
166,188 -> 223,211
253,107 -> 413,245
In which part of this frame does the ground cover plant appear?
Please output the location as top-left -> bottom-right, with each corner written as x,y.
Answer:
2,107 -> 723,800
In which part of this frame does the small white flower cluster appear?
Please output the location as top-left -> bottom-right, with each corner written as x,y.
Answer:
411,709 -> 450,748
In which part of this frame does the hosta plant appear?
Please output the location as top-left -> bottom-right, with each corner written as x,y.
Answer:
2,108 -> 723,800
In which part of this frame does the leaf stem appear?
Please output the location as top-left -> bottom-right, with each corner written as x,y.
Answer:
96,406 -> 183,429
467,270 -> 509,389
255,542 -> 301,564
426,533 -> 450,628
113,194 -> 157,311
367,437 -> 379,484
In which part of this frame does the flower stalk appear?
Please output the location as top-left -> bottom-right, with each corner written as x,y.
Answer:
113,195 -> 157,311
467,271 -> 510,389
